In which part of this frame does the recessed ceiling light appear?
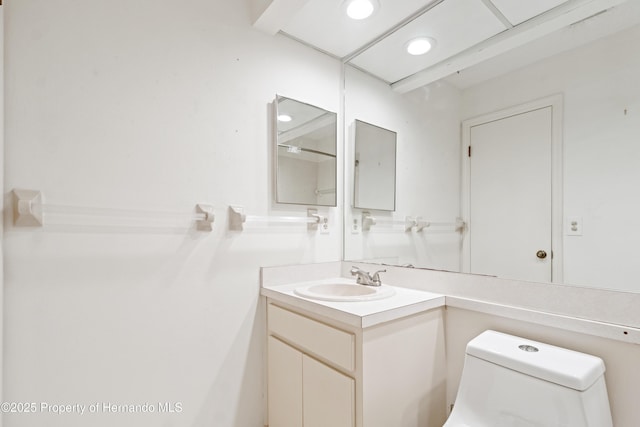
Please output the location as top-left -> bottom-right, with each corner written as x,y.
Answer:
344,0 -> 379,20
277,114 -> 292,122
406,37 -> 436,56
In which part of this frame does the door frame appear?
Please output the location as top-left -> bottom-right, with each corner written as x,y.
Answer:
461,94 -> 564,283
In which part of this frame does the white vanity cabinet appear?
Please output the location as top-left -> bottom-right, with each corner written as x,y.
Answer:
266,300 -> 447,427
267,303 -> 355,427
268,337 -> 356,427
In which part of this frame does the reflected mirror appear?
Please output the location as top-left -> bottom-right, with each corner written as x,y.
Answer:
275,95 -> 337,206
344,65 -> 461,271
353,120 -> 397,211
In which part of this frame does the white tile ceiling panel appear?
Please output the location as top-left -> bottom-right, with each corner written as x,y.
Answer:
490,0 -> 570,25
349,0 -> 507,83
281,0 -> 437,58
443,1 -> 640,89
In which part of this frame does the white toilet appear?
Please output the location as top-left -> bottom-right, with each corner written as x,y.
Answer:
444,330 -> 613,427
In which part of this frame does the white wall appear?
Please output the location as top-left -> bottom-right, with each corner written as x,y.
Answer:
3,1 -> 341,426
461,24 -> 640,292
343,66 -> 461,271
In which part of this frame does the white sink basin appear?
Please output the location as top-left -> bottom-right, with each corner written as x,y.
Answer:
294,283 -> 396,302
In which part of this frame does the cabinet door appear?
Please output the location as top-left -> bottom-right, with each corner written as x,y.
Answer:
268,337 -> 303,427
303,355 -> 355,427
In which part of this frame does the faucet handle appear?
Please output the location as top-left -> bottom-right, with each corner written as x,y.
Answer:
350,266 -> 371,285
371,269 -> 386,285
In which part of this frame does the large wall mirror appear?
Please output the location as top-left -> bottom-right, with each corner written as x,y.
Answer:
275,95 -> 337,207
342,1 -> 640,294
353,120 -> 397,211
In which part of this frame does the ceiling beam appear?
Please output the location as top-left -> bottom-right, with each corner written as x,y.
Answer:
251,0 -> 312,36
391,0 -> 629,93
479,0 -> 514,29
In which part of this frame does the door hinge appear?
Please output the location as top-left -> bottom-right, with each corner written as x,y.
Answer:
468,145 -> 471,157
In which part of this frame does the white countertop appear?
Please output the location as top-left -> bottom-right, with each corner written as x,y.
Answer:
261,262 -> 640,344
261,277 -> 445,328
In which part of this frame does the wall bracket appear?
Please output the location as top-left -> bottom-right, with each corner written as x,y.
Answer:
12,189 -> 43,227
229,205 -> 247,231
307,208 -> 320,231
362,211 -> 376,231
195,204 -> 215,232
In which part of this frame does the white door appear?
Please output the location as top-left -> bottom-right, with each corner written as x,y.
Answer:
467,106 -> 554,282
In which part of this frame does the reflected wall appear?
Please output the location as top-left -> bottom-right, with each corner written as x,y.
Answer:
344,24 -> 640,293
461,24 -> 640,292
343,65 -> 461,270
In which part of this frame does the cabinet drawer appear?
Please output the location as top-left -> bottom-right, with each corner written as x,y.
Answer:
268,304 -> 355,372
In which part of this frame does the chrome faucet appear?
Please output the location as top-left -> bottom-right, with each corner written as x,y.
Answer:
350,266 -> 386,287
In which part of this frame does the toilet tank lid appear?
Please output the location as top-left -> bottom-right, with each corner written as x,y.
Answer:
466,330 -> 606,391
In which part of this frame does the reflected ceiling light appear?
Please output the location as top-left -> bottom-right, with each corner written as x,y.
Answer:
344,0 -> 379,20
406,37 -> 436,56
277,114 -> 292,122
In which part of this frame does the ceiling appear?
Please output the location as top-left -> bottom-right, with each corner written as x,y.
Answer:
252,0 -> 639,92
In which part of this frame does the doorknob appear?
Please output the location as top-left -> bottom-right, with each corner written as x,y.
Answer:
536,250 -> 547,259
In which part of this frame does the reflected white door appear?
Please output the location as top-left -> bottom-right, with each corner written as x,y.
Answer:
468,106 -> 553,282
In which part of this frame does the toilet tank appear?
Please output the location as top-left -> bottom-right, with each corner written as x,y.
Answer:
446,330 -> 613,427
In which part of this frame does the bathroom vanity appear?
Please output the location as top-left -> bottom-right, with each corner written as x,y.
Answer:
262,278 -> 447,427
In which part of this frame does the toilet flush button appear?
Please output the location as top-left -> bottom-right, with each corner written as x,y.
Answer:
519,344 -> 539,352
